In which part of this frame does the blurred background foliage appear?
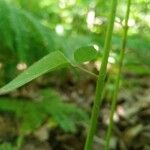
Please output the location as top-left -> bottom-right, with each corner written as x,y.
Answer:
0,0 -> 150,149
0,0 -> 150,83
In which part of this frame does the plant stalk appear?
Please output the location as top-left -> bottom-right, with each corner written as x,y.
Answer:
84,0 -> 118,149
16,135 -> 24,150
104,0 -> 131,149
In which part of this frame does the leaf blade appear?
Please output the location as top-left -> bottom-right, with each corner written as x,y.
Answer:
74,46 -> 98,63
0,51 -> 69,94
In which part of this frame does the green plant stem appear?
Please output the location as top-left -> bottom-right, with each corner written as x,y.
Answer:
84,0 -> 118,149
16,135 -> 24,150
104,0 -> 131,150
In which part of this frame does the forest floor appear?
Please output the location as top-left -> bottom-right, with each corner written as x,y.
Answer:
0,65 -> 150,150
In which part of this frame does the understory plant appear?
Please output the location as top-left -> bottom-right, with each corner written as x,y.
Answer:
0,0 -> 133,150
0,88 -> 88,149
84,0 -> 118,149
0,45 -> 98,149
104,0 -> 131,149
0,0 -> 92,82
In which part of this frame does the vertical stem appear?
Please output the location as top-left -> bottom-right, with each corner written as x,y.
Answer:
104,0 -> 131,150
84,0 -> 118,149
16,135 -> 24,150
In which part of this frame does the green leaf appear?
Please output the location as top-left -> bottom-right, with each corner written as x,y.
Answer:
40,89 -> 89,133
0,88 -> 88,133
0,143 -> 15,150
0,51 -> 69,94
0,46 -> 98,95
74,46 -> 98,63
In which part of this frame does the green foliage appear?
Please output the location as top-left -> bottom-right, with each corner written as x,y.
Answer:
127,35 -> 150,66
110,34 -> 150,75
0,0 -> 149,149
0,0 -> 94,65
0,0 -> 96,83
0,0 -> 55,64
0,89 -> 88,133
0,0 -> 58,82
41,89 -> 88,132
0,51 -> 69,94
56,35 -> 92,62
0,46 -> 98,95
74,46 -> 98,63
0,143 -> 15,150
